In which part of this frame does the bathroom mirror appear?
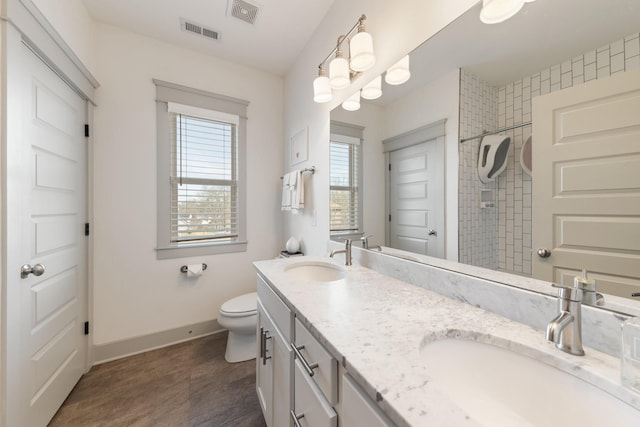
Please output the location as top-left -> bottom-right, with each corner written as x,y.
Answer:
329,0 -> 640,314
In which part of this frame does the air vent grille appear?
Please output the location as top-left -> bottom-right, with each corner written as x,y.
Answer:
180,18 -> 220,41
231,0 -> 260,25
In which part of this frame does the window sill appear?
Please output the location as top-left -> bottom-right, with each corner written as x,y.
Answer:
330,232 -> 364,242
155,240 -> 248,260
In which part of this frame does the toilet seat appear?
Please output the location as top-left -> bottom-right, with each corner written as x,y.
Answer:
220,292 -> 257,318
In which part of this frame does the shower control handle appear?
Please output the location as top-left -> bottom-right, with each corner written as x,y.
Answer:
537,248 -> 552,258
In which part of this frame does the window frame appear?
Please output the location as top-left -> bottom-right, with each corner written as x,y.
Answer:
329,121 -> 364,239
155,79 -> 249,259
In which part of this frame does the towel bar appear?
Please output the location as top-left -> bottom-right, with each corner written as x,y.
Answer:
280,166 -> 316,179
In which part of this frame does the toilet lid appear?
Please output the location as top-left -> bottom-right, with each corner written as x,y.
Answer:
220,292 -> 257,316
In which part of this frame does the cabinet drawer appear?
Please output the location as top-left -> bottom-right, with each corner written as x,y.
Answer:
257,274 -> 292,341
342,373 -> 395,427
293,318 -> 338,405
293,360 -> 337,427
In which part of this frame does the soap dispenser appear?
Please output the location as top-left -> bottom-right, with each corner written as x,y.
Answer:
574,269 -> 604,306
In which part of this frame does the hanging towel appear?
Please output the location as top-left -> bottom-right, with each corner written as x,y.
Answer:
291,170 -> 305,214
281,172 -> 292,211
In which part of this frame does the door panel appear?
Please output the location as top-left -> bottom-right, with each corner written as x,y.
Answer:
532,68 -> 640,299
389,138 -> 445,258
4,44 -> 88,427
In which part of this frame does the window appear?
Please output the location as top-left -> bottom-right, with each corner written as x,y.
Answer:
330,121 -> 364,237
155,80 -> 248,259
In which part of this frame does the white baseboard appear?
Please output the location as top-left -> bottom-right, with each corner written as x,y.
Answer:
93,319 -> 224,365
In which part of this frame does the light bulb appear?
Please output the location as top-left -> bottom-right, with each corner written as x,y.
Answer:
480,0 -> 525,24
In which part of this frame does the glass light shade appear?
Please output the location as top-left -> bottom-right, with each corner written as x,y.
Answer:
480,0 -> 525,24
313,74 -> 332,103
349,31 -> 375,72
329,56 -> 350,90
385,55 -> 411,85
524,0 -> 535,2
342,91 -> 361,111
361,75 -> 382,100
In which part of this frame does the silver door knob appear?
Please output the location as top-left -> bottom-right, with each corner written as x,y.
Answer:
428,229 -> 437,236
20,263 -> 45,279
537,248 -> 551,258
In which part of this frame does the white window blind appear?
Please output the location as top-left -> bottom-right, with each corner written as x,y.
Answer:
330,136 -> 360,233
170,112 -> 238,244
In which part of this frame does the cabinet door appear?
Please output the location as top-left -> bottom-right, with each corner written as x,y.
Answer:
293,360 -> 337,427
256,302 -> 273,426
342,373 -> 395,427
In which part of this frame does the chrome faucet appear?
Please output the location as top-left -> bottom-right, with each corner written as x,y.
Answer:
546,285 -> 585,356
360,235 -> 381,251
330,238 -> 352,266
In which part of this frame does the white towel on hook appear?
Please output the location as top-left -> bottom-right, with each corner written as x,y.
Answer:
281,172 -> 292,211
291,170 -> 305,214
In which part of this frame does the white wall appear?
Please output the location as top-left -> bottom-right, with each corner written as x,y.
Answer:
331,102 -> 386,247
329,68 -> 461,258
282,0 -> 478,256
31,0 -> 96,72
382,68 -> 460,260
91,23 -> 284,345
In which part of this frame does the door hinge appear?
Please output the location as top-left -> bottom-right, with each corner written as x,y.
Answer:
388,163 -> 391,171
84,124 -> 90,137
84,321 -> 89,335
84,223 -> 90,236
389,214 -> 392,222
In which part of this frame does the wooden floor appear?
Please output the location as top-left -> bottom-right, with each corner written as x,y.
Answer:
49,332 -> 267,427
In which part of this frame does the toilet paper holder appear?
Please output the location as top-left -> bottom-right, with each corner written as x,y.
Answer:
180,263 -> 208,273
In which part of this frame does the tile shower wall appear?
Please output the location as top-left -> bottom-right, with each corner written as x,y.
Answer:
459,72 -> 498,269
460,32 -> 640,276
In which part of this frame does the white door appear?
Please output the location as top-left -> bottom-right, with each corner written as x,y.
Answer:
4,44 -> 88,426
532,68 -> 640,299
389,138 -> 445,257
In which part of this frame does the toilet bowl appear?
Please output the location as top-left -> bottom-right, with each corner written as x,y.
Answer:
218,292 -> 258,363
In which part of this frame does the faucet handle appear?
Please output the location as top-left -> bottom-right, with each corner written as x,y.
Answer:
360,234 -> 373,248
552,284 -> 583,302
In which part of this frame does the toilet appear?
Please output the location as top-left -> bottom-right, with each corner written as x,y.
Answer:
218,292 -> 258,363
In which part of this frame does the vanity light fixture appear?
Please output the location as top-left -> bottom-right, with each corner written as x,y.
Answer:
313,65 -> 332,103
361,75 -> 382,100
329,37 -> 351,90
313,14 -> 375,103
342,90 -> 361,111
480,0 -> 525,24
385,55 -> 411,85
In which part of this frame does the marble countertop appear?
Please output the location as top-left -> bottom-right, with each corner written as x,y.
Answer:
253,257 -> 640,427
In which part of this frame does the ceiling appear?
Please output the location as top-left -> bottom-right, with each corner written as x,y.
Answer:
81,0 -> 336,76
370,0 -> 640,105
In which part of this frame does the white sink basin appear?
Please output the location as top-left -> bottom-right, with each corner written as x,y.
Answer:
420,339 -> 639,426
283,261 -> 347,282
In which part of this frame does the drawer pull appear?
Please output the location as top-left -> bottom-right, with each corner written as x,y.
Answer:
260,328 -> 272,365
290,410 -> 304,427
291,343 -> 319,377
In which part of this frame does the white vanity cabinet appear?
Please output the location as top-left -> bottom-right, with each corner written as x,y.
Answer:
257,275 -> 293,427
341,373 -> 394,427
256,272 -> 395,427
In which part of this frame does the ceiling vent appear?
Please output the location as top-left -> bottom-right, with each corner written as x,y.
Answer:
180,18 -> 220,41
229,0 -> 260,25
